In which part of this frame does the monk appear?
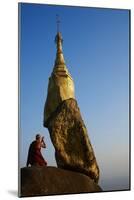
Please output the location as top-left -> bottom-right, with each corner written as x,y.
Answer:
26,134 -> 47,167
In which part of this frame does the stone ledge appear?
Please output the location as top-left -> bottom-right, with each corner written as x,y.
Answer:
20,166 -> 102,197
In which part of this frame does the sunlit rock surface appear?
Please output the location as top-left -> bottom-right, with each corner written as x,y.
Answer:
47,98 -> 99,183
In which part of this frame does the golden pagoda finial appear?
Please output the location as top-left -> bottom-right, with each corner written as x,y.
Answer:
54,15 -> 65,66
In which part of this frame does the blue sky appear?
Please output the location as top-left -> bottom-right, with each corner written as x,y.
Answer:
19,3 -> 130,191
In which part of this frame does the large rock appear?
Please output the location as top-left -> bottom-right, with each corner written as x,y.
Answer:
46,98 -> 99,183
20,166 -> 102,197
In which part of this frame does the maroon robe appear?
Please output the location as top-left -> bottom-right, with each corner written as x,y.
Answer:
26,140 -> 47,167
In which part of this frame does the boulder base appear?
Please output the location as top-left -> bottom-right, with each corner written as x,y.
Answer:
20,166 -> 102,197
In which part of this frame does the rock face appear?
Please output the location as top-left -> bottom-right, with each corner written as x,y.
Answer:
46,98 -> 99,183
20,166 -> 102,197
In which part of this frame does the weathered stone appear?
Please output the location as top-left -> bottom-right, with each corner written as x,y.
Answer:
20,166 -> 102,197
46,98 -> 100,183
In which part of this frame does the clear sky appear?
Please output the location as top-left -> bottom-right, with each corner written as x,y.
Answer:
19,3 -> 130,191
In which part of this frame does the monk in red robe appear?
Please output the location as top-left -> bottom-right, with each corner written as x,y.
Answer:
26,134 -> 47,167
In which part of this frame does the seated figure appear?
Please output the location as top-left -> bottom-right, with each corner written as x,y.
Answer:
26,134 -> 47,167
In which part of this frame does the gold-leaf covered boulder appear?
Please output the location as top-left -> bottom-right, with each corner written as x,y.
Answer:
43,31 -> 100,183
46,98 -> 99,183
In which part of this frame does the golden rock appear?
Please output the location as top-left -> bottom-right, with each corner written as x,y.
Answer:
47,98 -> 100,183
43,31 -> 100,183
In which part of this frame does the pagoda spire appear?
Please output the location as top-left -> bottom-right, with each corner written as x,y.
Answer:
43,16 -> 75,125
54,15 -> 65,67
